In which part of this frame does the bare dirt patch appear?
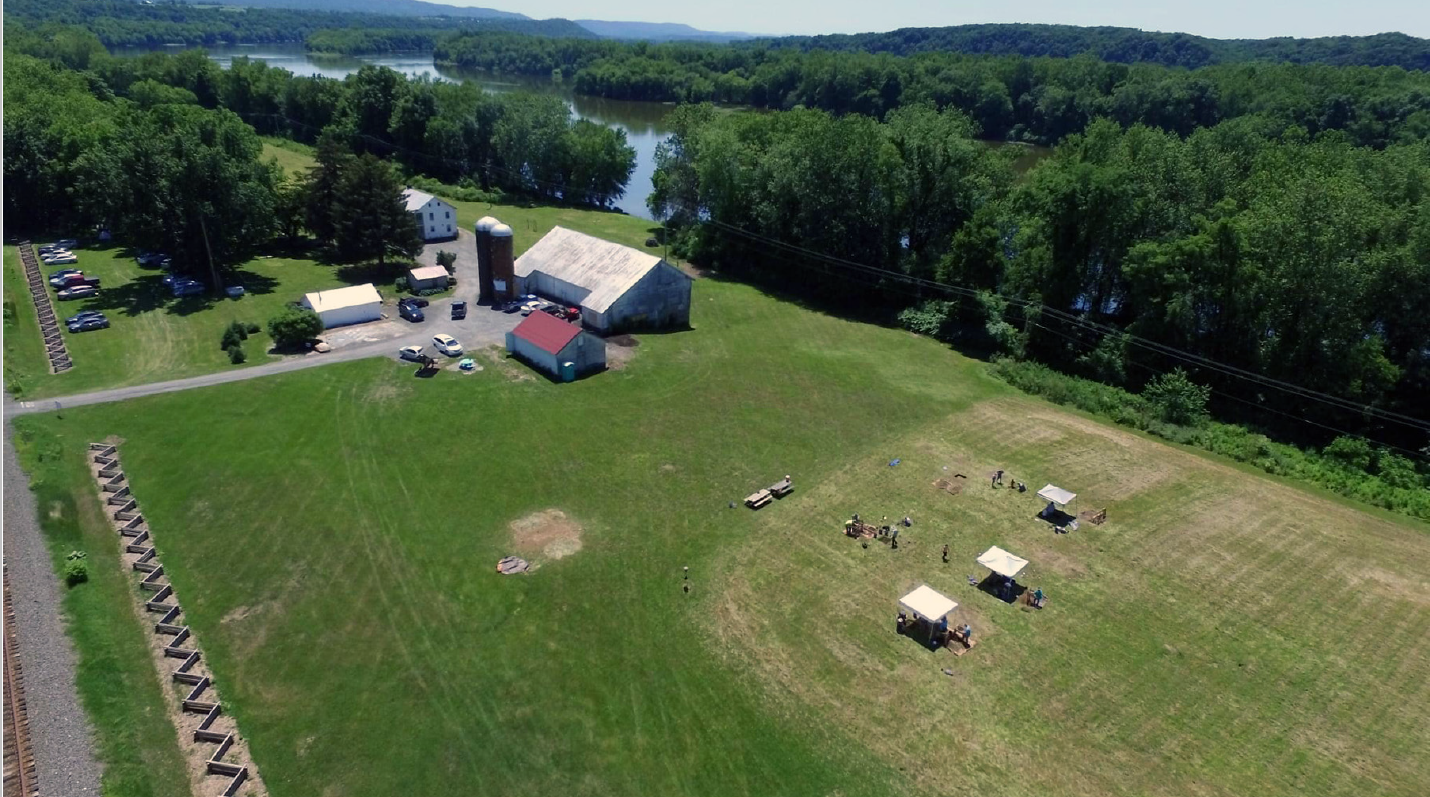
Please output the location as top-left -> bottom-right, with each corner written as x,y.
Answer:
363,382 -> 408,405
509,509 -> 584,560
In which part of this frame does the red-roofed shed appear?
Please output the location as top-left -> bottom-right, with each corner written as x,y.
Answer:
505,311 -> 606,380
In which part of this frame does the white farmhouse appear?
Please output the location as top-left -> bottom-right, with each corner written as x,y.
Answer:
403,188 -> 458,242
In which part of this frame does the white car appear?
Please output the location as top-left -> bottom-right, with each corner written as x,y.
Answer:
398,345 -> 425,362
44,253 -> 78,265
432,334 -> 463,356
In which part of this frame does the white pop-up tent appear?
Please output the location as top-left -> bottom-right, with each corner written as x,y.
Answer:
976,546 -> 1030,579
899,584 -> 958,623
1037,484 -> 1076,506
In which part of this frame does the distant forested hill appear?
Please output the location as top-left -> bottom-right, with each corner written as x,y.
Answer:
213,0 -> 524,19
575,20 -> 753,43
760,24 -> 1430,71
1,0 -> 579,48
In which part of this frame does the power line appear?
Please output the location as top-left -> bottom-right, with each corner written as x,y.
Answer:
698,219 -> 1430,434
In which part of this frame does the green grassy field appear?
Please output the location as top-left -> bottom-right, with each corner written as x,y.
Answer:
261,138 -> 318,176
14,275 -> 1429,797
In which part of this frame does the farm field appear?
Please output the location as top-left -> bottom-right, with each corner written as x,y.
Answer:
13,275 -> 1430,797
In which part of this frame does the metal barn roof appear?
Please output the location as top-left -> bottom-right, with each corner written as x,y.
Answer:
408,265 -> 449,281
511,311 -> 582,356
402,188 -> 438,212
303,283 -> 381,313
514,227 -> 671,313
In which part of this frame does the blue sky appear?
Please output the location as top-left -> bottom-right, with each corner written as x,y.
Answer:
452,1 -> 1429,38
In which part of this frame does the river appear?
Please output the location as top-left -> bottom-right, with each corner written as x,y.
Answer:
113,44 -> 1052,218
114,44 -> 673,219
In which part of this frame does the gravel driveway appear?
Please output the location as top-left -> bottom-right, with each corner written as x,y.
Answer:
3,425 -> 102,796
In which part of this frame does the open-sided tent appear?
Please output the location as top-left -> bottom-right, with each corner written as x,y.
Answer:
976,546 -> 1029,579
899,584 -> 958,623
1037,484 -> 1076,506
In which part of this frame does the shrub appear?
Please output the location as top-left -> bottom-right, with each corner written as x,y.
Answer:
418,287 -> 443,297
267,306 -> 324,349
228,345 -> 247,364
1324,435 -> 1374,472
897,300 -> 955,340
220,328 -> 242,351
1143,368 -> 1211,426
436,250 -> 456,269
244,321 -> 260,335
63,559 -> 88,587
394,276 -> 408,292
228,320 -> 249,340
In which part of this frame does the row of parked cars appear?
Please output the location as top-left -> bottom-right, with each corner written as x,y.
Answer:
39,241 -> 110,332
497,295 -> 580,321
42,241 -> 104,303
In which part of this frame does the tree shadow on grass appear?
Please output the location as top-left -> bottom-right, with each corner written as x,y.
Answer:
334,261 -> 408,287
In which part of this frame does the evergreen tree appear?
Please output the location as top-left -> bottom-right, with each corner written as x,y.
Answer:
304,130 -> 352,244
331,153 -> 421,266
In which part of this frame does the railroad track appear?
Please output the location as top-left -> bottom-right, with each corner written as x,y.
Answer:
3,562 -> 39,797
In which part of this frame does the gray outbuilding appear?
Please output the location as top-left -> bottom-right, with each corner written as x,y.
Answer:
514,226 -> 691,333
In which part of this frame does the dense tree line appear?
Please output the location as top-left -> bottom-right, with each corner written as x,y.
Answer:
4,51 -> 278,283
761,24 -> 1430,71
3,0 -> 591,49
435,33 -> 1430,147
653,105 -> 1430,455
5,27 -> 636,241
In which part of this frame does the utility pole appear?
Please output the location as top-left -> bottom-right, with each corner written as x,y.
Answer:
198,210 -> 218,293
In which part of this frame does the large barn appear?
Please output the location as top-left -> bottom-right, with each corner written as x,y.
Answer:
513,227 -> 691,333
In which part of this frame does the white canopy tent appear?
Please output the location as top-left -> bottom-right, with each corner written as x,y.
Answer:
1037,484 -> 1076,506
976,546 -> 1030,579
899,585 -> 958,623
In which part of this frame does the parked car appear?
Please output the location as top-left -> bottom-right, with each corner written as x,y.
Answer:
49,268 -> 83,285
450,301 -> 467,320
404,296 -> 430,308
499,300 -> 522,313
171,279 -> 204,297
397,345 -> 425,361
53,274 -> 100,290
136,251 -> 168,267
399,301 -> 425,322
38,245 -> 64,255
66,309 -> 105,325
67,315 -> 109,333
43,253 -> 78,266
57,285 -> 98,301
432,334 -> 463,356
55,238 -> 79,249
542,305 -> 581,322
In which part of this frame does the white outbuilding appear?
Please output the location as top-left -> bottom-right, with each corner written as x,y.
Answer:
514,226 -> 691,333
403,188 -> 458,242
300,283 -> 382,329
